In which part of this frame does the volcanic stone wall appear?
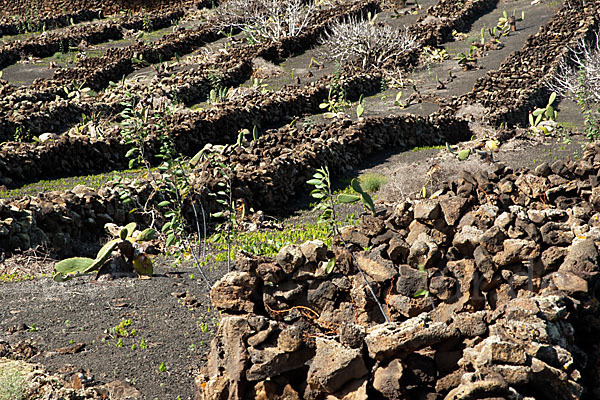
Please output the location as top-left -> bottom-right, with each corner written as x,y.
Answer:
0,0 -> 195,17
198,142 -> 600,399
0,111 -> 470,256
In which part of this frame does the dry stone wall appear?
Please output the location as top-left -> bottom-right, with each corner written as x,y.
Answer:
0,111 -> 470,256
197,142 -> 600,399
455,0 -> 600,129
0,0 -> 196,17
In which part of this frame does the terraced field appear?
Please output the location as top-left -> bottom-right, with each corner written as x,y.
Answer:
1,0 -> 600,399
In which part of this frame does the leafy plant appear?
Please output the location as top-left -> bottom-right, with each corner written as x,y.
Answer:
337,178 -> 376,215
356,94 -> 365,118
422,46 -> 449,63
394,91 -> 406,108
496,10 -> 524,36
319,70 -> 350,115
53,222 -> 156,281
529,92 -> 558,135
454,46 -> 477,68
120,93 -> 152,169
308,166 -> 338,228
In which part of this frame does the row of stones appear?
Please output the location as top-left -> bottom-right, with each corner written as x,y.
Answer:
198,142 -> 600,399
0,0 -> 197,18
455,0 -> 600,128
0,0 -> 497,187
0,8 -> 185,70
0,9 -> 102,39
0,0 -> 378,144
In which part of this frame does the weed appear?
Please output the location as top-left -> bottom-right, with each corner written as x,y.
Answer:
454,45 -> 477,68
356,94 -> 365,118
319,67 -> 350,115
158,362 -> 167,373
422,46 -> 449,63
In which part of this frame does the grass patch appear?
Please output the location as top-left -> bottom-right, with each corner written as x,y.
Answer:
0,168 -> 145,200
411,145 -> 444,152
0,360 -> 26,400
210,214 -> 359,259
359,173 -> 387,193
0,273 -> 36,283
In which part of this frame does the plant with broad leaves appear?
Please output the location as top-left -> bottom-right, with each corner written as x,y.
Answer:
356,94 -> 365,118
308,166 -> 337,229
529,92 -> 558,135
53,222 -> 156,281
337,178 -> 376,215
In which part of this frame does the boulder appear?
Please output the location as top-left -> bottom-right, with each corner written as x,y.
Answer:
373,359 -> 404,399
365,314 -> 456,361
210,272 -> 257,313
307,338 -> 367,394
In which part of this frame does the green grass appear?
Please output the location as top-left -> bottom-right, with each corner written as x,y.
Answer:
411,145 -> 445,152
210,213 -> 359,259
359,173 -> 387,193
0,273 -> 36,283
0,168 -> 145,200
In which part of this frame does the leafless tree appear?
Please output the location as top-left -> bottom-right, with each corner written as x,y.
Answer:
321,16 -> 419,70
215,0 -> 315,43
547,33 -> 600,104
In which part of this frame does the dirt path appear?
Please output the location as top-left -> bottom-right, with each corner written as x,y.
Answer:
0,260 -> 225,400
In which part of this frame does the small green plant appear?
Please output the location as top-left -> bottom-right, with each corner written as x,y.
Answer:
454,46 -> 477,68
207,72 -> 229,104
529,92 -> 558,135
337,179 -> 376,215
422,46 -> 449,63
158,362 -> 167,373
356,94 -> 365,118
358,173 -> 387,193
112,318 -> 133,337
394,91 -> 406,108
319,73 -> 350,116
53,222 -> 156,281
28,324 -> 38,332
140,338 -> 148,349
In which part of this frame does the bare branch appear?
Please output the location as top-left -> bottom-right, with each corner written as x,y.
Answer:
215,0 -> 316,43
546,32 -> 600,104
321,16 -> 419,70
